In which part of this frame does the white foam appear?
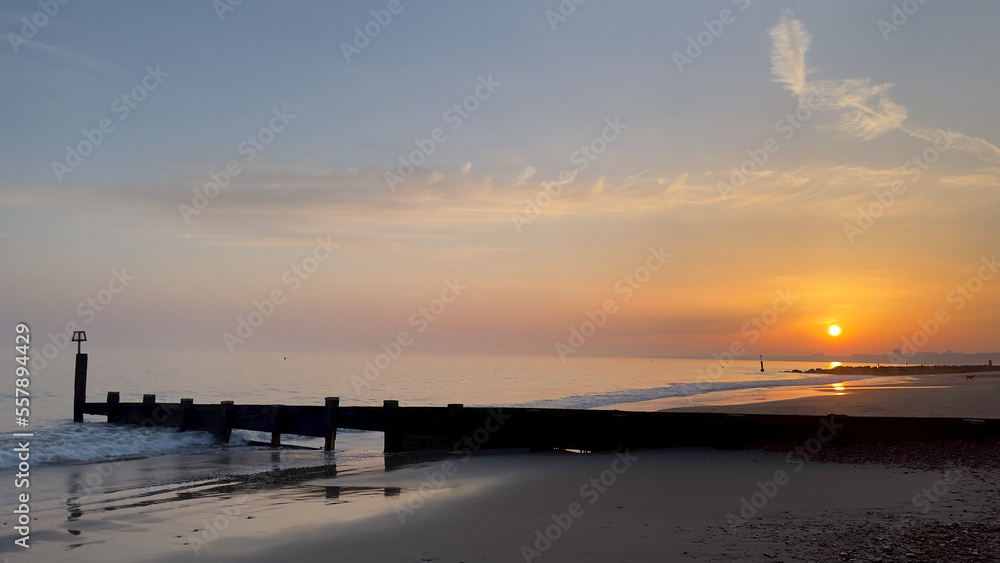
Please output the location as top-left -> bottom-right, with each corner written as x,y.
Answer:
0,422 -> 218,468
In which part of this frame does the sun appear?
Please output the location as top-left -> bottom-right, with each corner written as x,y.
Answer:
828,325 -> 841,337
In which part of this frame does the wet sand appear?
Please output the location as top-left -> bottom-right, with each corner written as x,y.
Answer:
158,445 -> 1000,562
663,372 -> 1000,418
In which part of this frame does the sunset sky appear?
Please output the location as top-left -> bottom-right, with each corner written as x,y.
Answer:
2,1 -> 999,361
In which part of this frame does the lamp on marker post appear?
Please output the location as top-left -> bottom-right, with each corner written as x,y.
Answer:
72,331 -> 87,354
72,331 -> 88,423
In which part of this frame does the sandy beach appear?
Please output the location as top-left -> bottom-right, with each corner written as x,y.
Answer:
7,372 -> 998,562
172,446 -> 999,563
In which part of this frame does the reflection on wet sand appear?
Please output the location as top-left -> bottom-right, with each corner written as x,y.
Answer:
61,445 -> 451,522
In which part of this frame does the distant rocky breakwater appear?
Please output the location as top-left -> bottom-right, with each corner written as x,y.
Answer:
788,364 -> 998,376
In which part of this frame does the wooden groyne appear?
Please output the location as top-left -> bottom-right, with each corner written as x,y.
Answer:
78,394 -> 1000,453
72,351 -> 999,453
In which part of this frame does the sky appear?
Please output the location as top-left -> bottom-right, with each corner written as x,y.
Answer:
2,0 -> 999,363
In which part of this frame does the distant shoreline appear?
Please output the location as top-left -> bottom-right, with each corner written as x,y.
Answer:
789,364 -> 998,376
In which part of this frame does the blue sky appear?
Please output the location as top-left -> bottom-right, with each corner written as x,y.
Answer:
2,1 -> 999,363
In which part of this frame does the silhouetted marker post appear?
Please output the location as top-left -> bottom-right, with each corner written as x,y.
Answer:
72,331 -> 88,423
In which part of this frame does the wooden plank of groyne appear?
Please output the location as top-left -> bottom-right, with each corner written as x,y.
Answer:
179,398 -> 194,431
338,406 -> 383,431
82,402 -> 109,417
279,406 -> 326,436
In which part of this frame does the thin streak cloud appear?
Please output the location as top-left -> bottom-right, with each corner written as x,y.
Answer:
769,10 -> 1000,165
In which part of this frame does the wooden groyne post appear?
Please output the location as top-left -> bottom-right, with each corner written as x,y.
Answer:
269,405 -> 284,447
220,401 -> 235,443
383,400 -> 402,453
106,391 -> 121,423
143,394 -> 156,424
179,398 -> 194,431
324,397 -> 339,451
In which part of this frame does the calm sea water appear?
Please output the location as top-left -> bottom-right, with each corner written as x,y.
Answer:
0,349 -> 857,468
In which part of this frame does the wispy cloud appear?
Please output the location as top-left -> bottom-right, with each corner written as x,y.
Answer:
0,159 -> 703,246
768,9 -> 811,96
4,38 -> 120,75
26,40 -> 120,73
513,165 -> 537,185
769,9 -> 1000,164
